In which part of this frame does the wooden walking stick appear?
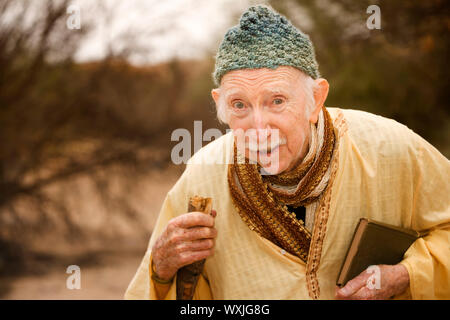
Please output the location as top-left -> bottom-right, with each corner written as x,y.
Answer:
176,196 -> 213,300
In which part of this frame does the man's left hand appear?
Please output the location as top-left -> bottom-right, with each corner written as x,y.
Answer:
335,264 -> 410,300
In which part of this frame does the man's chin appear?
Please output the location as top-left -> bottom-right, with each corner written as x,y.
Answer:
259,161 -> 286,176
245,149 -> 286,175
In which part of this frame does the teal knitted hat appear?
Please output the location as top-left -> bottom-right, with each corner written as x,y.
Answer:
213,5 -> 320,86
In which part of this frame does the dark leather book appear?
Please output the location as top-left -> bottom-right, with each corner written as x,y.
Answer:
336,218 -> 422,287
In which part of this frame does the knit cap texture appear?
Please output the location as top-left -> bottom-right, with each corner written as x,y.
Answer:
213,5 -> 320,86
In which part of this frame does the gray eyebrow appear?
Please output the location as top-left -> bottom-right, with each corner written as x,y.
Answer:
224,88 -> 244,97
224,88 -> 286,98
266,88 -> 284,95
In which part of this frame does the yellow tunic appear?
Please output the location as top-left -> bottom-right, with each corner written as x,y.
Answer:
125,108 -> 450,300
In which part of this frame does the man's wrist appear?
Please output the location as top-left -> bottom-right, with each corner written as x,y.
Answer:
396,263 -> 410,282
394,263 -> 410,294
151,260 -> 174,284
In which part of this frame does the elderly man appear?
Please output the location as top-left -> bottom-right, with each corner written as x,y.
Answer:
125,5 -> 449,300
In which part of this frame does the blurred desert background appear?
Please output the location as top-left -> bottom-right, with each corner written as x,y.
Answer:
0,0 -> 449,299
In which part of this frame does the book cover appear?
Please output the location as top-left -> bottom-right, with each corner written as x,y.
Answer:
336,218 -> 422,287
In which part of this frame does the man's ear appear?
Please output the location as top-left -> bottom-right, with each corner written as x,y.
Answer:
211,88 -> 221,105
309,78 -> 329,124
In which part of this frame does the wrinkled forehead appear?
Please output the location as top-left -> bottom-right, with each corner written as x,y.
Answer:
220,66 -> 304,93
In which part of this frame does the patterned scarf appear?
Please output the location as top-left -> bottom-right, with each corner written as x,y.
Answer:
227,106 -> 336,262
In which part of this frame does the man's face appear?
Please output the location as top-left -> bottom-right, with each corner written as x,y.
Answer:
214,66 -> 314,174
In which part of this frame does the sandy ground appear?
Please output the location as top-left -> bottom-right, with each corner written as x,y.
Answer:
0,165 -> 183,300
2,251 -> 144,300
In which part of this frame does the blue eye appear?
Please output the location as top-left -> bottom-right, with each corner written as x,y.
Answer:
273,98 -> 284,105
233,101 -> 245,109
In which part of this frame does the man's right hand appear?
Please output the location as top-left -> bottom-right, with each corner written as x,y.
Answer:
151,210 -> 217,282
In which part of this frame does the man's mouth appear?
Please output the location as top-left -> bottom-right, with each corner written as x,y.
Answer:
246,139 -> 285,155
253,144 -> 280,156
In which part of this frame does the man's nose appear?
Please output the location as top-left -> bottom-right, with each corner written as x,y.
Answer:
252,107 -> 269,130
